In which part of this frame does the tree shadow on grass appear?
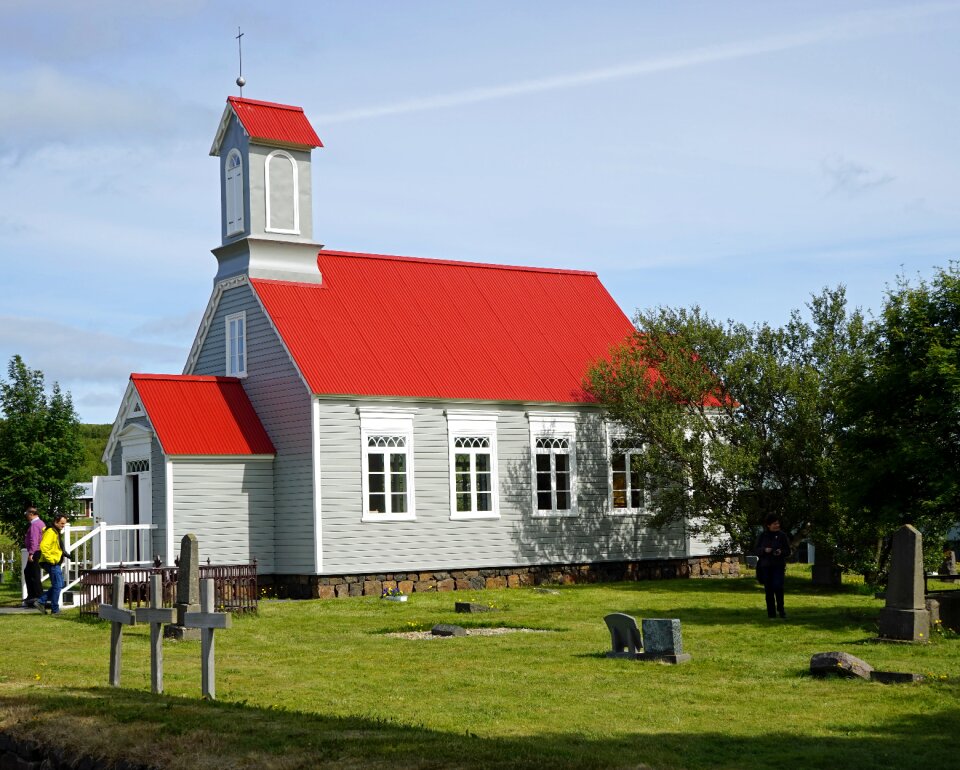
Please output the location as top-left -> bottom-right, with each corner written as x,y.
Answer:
3,687 -> 959,770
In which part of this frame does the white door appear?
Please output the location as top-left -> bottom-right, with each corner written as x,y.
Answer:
93,475 -> 125,525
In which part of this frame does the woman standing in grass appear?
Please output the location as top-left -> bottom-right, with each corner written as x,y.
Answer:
755,513 -> 791,619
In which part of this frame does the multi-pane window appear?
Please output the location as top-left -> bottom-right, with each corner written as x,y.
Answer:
226,312 -> 246,377
360,408 -> 416,521
611,440 -> 646,511
446,411 -> 499,520
125,458 -> 150,474
527,412 -> 578,516
535,437 -> 572,512
366,435 -> 408,516
454,436 -> 493,514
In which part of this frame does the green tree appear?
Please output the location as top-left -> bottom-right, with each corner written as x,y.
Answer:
585,288 -> 868,557
836,264 -> 960,581
0,355 -> 83,536
76,424 -> 112,481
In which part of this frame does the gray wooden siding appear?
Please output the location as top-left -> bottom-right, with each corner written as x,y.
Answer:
191,282 -> 315,573
171,459 -> 275,569
317,400 -> 688,575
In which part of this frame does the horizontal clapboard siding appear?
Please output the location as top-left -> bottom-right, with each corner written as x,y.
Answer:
171,459 -> 275,569
191,281 -> 314,573
318,400 -> 687,575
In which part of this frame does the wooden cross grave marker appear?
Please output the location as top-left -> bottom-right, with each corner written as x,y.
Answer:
135,574 -> 175,694
184,578 -> 232,700
98,574 -> 137,687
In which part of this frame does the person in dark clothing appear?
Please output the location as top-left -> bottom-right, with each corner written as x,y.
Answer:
22,506 -> 45,607
755,513 -> 791,619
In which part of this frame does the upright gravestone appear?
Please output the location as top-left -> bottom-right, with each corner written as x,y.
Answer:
184,578 -> 232,700
164,534 -> 201,641
878,524 -> 930,642
637,618 -> 691,664
604,613 -> 643,658
98,574 -> 137,687
135,574 -> 176,694
940,549 -> 957,576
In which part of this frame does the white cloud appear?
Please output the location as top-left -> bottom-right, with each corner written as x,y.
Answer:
0,316 -> 183,385
822,155 -> 895,198
0,68 -> 211,154
315,2 -> 960,124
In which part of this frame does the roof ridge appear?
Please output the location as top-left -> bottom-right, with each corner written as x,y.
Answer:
227,96 -> 305,113
317,249 -> 598,278
131,373 -> 241,384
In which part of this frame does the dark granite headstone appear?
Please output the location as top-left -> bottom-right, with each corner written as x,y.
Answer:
455,602 -> 494,613
431,624 -> 467,637
878,525 -> 930,642
604,612 -> 643,658
811,547 -> 843,587
637,618 -> 691,663
870,670 -> 924,684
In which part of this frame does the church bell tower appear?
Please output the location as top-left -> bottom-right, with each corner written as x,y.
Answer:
208,97 -> 324,283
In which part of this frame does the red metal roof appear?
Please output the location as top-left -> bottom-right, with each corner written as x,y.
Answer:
131,374 -> 275,456
251,250 -> 637,403
226,97 -> 323,148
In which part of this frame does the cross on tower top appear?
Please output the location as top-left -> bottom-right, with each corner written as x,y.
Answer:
235,27 -> 245,95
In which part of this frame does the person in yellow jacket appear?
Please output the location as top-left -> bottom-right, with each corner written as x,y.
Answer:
34,514 -> 68,615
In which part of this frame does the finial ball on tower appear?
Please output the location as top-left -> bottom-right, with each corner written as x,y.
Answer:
236,76 -> 246,88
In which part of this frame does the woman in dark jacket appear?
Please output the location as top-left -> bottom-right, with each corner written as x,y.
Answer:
755,513 -> 791,618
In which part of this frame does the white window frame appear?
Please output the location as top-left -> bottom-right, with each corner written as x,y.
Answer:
225,149 -> 245,236
606,427 -> 649,516
225,311 -> 247,377
527,412 -> 578,517
360,408 -> 416,522
446,411 -> 499,520
264,149 -> 300,235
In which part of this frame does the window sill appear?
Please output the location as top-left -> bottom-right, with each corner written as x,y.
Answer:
450,511 -> 500,521
608,509 -> 651,517
532,511 -> 579,518
362,513 -> 417,523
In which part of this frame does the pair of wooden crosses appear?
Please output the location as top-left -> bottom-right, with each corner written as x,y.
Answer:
99,573 -> 231,699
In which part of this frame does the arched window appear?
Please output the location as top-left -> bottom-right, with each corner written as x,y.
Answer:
225,149 -> 244,236
264,150 -> 300,234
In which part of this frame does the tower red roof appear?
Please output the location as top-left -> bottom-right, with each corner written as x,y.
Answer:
211,97 -> 323,155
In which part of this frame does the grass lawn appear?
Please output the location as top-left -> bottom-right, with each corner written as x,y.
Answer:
1,566 -> 957,769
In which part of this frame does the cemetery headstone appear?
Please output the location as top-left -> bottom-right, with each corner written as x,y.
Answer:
98,574 -> 137,687
940,549 -> 957,576
455,602 -> 494,613
135,574 -> 176,694
184,578 -> 232,699
809,651 -> 874,680
164,534 -> 201,641
431,624 -> 467,637
878,524 -> 930,642
604,612 -> 643,658
870,670 -> 925,684
637,618 -> 691,664
811,547 -> 843,587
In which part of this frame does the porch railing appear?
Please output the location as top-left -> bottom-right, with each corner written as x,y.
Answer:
21,521 -> 157,604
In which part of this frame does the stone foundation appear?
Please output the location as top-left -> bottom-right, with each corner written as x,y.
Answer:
260,556 -> 740,600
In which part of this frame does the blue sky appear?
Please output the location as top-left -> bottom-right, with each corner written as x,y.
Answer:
1,1 -> 958,424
